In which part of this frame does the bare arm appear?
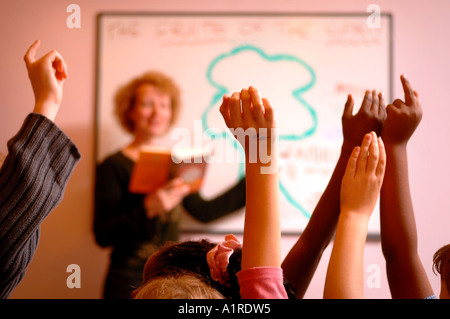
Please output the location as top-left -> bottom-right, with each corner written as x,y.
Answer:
324,132 -> 386,298
219,86 -> 280,270
380,75 -> 433,298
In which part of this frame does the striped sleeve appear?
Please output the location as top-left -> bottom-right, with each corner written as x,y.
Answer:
0,113 -> 80,298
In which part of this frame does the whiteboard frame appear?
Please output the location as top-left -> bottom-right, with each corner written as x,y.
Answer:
95,12 -> 393,240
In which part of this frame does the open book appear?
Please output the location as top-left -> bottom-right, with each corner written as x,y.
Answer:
128,146 -> 209,194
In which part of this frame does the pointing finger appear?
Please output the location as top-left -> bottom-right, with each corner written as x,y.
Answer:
400,74 -> 415,106
24,40 -> 40,68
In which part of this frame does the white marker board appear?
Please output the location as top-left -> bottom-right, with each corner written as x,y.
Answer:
96,13 -> 392,236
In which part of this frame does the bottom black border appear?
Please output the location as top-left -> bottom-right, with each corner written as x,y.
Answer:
1,298 -> 446,317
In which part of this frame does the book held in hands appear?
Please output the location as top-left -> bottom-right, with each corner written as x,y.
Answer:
129,146 -> 209,194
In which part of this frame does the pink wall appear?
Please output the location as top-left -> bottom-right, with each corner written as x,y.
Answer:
1,0 -> 449,299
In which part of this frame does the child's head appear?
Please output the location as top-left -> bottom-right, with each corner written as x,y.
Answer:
131,238 -> 296,299
132,272 -> 225,299
433,244 -> 450,299
131,239 -> 242,299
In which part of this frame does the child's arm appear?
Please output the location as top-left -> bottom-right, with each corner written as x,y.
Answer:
282,91 -> 386,297
324,132 -> 386,298
380,75 -> 434,298
0,41 -> 79,299
219,86 -> 280,270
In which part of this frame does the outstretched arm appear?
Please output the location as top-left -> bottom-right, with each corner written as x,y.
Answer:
282,90 -> 386,297
380,75 -> 434,298
0,41 -> 79,298
324,132 -> 386,298
219,86 -> 280,270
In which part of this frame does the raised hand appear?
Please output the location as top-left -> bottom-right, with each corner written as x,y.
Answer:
24,40 -> 68,121
340,131 -> 386,216
282,88 -> 386,298
220,86 -> 281,271
219,86 -> 276,156
381,75 -> 422,146
342,90 -> 386,153
324,132 -> 386,299
379,75 -> 433,298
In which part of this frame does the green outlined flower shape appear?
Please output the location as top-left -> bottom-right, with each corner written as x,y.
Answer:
201,44 -> 318,219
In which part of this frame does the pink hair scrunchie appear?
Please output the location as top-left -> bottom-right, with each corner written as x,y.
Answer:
207,234 -> 242,286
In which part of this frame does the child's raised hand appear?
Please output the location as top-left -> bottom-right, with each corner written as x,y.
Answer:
325,132 -> 386,299
226,87 -> 282,273
24,40 -> 68,121
381,75 -> 422,146
219,86 -> 276,152
341,90 -> 386,153
340,132 -> 386,217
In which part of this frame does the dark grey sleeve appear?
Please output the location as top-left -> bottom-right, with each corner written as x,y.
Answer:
0,113 -> 81,298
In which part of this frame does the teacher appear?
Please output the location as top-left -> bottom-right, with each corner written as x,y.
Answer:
94,71 -> 245,299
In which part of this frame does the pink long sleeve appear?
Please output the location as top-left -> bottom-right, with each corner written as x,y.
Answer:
237,267 -> 288,299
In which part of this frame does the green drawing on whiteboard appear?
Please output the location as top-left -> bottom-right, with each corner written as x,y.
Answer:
201,44 -> 317,219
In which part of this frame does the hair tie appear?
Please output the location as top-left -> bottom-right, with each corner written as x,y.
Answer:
206,234 -> 242,286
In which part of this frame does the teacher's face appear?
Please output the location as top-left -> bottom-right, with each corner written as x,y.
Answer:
130,83 -> 173,137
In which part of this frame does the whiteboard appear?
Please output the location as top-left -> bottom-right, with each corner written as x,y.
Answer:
96,13 -> 392,236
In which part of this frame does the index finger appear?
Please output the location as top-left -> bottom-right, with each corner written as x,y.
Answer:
24,40 -> 41,68
400,74 -> 415,105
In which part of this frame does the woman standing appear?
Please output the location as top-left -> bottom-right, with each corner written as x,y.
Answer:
94,71 -> 245,299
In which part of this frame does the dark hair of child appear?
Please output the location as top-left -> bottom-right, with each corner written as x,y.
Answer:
133,239 -> 297,299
